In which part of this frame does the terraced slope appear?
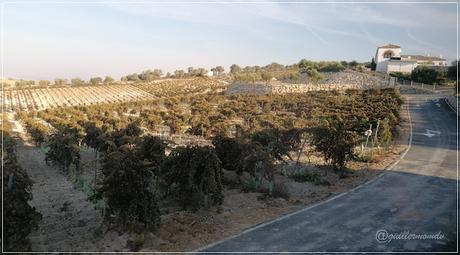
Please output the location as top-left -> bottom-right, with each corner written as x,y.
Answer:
1,85 -> 154,112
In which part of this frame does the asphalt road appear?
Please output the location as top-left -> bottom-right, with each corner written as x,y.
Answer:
202,92 -> 458,253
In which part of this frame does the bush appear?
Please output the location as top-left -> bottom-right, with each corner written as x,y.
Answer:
411,66 -> 438,84
311,119 -> 358,170
3,133 -> 41,251
45,129 -> 81,172
291,170 -> 321,183
238,142 -> 276,182
390,72 -> 411,81
290,170 -> 331,186
161,146 -> 224,210
212,135 -> 245,172
94,144 -> 161,232
23,119 -> 50,146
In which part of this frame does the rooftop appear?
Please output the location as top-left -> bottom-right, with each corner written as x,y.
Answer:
378,44 -> 401,49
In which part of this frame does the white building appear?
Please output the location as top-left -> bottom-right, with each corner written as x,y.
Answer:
375,44 -> 447,73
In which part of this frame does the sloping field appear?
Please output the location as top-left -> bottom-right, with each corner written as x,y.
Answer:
1,85 -> 154,112
134,78 -> 227,97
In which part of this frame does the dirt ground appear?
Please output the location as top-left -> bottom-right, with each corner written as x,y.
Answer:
10,112 -> 409,252
140,144 -> 407,252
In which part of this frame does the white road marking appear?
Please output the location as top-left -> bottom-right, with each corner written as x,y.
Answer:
422,129 -> 441,138
196,103 -> 414,252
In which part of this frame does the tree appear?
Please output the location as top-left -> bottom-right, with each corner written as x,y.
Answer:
45,129 -> 81,173
212,135 -> 245,172
104,76 -> 115,84
348,60 -> 358,69
230,64 -> 242,74
187,67 -> 195,76
90,77 -> 103,85
447,60 -> 458,81
137,135 -> 167,174
311,119 -> 358,170
94,143 -> 161,232
251,129 -> 292,162
38,80 -> 50,86
71,78 -> 85,86
15,80 -> 34,87
411,66 -> 438,84
174,69 -> 185,78
237,142 -> 276,184
126,74 -> 141,82
54,78 -> 67,86
196,68 -> 208,77
211,66 -> 225,76
23,119 -> 50,146
161,146 -> 223,210
3,133 -> 41,251
370,58 -> 376,71
140,69 -> 162,81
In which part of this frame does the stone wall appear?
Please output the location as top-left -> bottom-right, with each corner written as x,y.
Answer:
227,71 -> 390,95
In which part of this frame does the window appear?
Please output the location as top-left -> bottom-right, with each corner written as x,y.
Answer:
383,50 -> 394,58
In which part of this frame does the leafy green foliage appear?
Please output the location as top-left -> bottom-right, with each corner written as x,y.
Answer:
212,135 -> 245,171
161,146 -> 223,210
2,126 -> 41,251
95,143 -> 161,232
45,128 -> 81,172
22,118 -> 50,146
411,66 -> 439,84
291,170 -> 321,183
238,142 -> 276,181
311,118 -> 359,170
377,118 -> 392,149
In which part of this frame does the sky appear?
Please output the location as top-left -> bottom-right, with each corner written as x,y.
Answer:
1,0 -> 457,80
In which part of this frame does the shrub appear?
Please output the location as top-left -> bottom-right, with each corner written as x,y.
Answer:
3,133 -> 41,251
212,135 -> 245,171
238,142 -> 276,182
291,170 -> 321,183
411,66 -> 438,84
45,129 -> 81,173
23,119 -> 50,146
161,146 -> 223,210
311,119 -> 358,170
94,144 -> 161,232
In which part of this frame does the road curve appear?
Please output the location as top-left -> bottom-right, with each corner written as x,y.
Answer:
202,92 -> 458,253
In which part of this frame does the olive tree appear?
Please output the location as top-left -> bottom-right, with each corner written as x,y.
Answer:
104,76 -> 115,84
71,78 -> 85,86
90,77 -> 103,85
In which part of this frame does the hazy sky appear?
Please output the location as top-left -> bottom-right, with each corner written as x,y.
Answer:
1,0 -> 457,80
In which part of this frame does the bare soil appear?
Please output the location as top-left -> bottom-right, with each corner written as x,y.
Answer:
141,144 -> 407,252
10,112 -> 408,252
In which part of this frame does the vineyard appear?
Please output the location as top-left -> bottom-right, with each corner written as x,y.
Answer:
4,75 -> 406,251
1,78 -> 226,112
